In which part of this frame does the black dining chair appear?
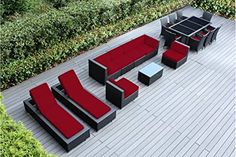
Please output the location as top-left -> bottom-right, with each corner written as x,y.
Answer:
201,11 -> 213,21
206,25 -> 215,32
203,30 -> 215,46
168,13 -> 177,25
189,34 -> 206,52
160,17 -> 170,36
210,26 -> 221,42
176,10 -> 187,22
164,30 -> 179,47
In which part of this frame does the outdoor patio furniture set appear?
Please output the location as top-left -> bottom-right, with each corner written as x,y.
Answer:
161,11 -> 221,52
23,10 -> 220,152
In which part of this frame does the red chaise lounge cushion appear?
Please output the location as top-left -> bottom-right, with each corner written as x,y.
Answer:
110,78 -> 139,98
30,83 -> 84,139
58,70 -> 111,119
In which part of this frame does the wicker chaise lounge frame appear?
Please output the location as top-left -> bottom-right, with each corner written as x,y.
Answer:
105,80 -> 139,109
88,46 -> 159,85
24,99 -> 90,152
51,83 -> 116,131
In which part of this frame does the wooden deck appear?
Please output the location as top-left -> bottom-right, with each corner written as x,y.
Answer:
2,6 -> 235,157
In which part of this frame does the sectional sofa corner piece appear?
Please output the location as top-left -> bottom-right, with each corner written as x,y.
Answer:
105,78 -> 139,109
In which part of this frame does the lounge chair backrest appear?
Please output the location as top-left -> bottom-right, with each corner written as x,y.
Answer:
58,70 -> 84,99
59,69 -> 111,119
30,83 -> 57,112
30,83 -> 84,138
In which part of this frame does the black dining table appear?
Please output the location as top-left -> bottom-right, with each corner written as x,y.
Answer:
168,16 -> 211,44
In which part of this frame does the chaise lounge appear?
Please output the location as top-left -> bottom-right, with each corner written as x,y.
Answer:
51,70 -> 116,131
106,78 -> 139,109
24,83 -> 90,152
89,34 -> 159,85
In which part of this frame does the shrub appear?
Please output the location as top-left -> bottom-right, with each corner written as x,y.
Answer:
0,0 -> 190,90
0,0 -> 165,64
49,0 -> 70,9
0,94 -> 54,156
192,0 -> 235,19
0,0 -> 27,17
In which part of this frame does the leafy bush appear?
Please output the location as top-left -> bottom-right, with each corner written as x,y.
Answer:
0,0 -> 164,64
48,0 -> 70,9
0,0 -> 190,90
0,94 -> 53,156
192,0 -> 235,19
0,0 -> 27,17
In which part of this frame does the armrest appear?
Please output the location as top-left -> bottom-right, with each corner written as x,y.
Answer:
88,59 -> 108,85
105,80 -> 124,107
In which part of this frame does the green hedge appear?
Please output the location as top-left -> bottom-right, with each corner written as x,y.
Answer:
0,94 -> 53,156
0,0 -> 190,90
0,0 -> 27,17
0,0 -> 163,64
192,0 -> 235,19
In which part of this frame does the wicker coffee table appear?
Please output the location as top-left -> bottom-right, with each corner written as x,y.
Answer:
138,62 -> 163,86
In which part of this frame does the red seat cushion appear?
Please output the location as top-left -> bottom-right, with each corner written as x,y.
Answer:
163,49 -> 186,62
95,48 -> 126,75
125,49 -> 145,62
111,78 -> 139,98
207,25 -> 215,31
30,83 -> 84,139
191,35 -> 201,41
175,35 -> 181,39
170,41 -> 189,56
199,31 -> 207,36
136,45 -> 154,55
58,70 -> 111,119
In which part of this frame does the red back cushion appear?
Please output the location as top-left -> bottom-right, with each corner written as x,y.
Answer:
59,70 -> 111,119
109,47 -> 124,60
123,36 -> 145,50
58,70 -> 84,99
95,52 -> 111,65
170,41 -> 189,56
30,83 -> 84,139
143,35 -> 159,49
